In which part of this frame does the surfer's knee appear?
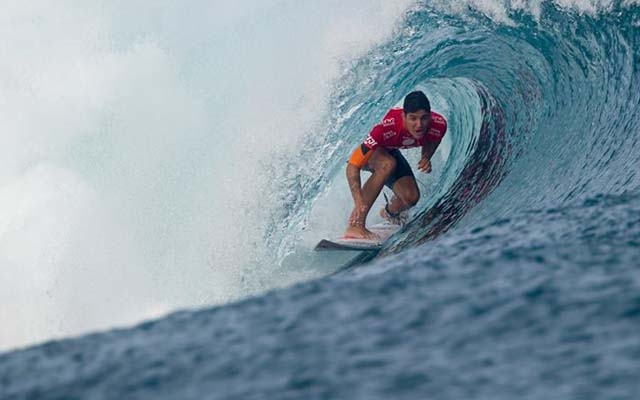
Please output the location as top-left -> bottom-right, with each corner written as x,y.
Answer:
404,189 -> 420,207
395,188 -> 419,209
392,177 -> 420,207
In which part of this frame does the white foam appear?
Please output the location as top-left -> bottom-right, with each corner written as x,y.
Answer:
0,0 -> 416,351
0,164 -> 162,350
432,0 -> 628,23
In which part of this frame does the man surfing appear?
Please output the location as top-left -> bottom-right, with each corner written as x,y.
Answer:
344,90 -> 447,240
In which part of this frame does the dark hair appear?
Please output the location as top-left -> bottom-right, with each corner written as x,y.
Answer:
403,91 -> 431,114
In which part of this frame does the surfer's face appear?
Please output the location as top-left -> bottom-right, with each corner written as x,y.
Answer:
403,110 -> 430,138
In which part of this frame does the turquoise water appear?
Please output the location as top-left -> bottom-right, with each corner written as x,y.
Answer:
2,1 -> 640,399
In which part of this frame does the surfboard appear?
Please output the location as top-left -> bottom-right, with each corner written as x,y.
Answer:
314,223 -> 400,251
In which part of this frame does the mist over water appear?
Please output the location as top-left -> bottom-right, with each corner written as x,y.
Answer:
0,0 -> 414,351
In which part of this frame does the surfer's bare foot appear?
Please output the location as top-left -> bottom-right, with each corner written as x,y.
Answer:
344,225 -> 381,241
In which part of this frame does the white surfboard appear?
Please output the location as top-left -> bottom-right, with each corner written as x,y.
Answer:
314,223 -> 400,251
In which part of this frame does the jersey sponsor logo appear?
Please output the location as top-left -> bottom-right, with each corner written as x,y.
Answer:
364,135 -> 378,148
402,138 -> 416,146
428,128 -> 444,138
431,115 -> 445,124
383,130 -> 396,140
382,117 -> 395,127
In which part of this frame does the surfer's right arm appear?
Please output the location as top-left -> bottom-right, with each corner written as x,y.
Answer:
346,162 -> 365,226
346,142 -> 375,226
345,118 -> 385,226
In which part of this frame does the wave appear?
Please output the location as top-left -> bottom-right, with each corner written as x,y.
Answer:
2,2 -> 640,399
1,0 -> 639,353
265,0 -> 640,267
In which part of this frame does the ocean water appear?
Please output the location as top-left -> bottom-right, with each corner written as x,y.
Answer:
2,0 -> 640,399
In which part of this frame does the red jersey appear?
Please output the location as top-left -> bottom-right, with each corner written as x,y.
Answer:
348,108 -> 447,168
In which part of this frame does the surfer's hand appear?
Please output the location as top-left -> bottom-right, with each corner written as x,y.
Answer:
349,204 -> 367,227
418,157 -> 432,173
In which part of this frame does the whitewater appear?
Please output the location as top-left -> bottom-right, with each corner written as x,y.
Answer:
1,0 -> 640,398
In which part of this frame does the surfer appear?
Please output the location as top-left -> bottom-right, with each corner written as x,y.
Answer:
344,90 -> 447,240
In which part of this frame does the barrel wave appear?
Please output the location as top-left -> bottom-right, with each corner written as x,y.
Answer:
1,1 -> 640,399
269,2 -> 639,262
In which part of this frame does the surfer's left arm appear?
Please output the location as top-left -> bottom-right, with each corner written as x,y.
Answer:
417,141 -> 440,173
418,113 -> 447,173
